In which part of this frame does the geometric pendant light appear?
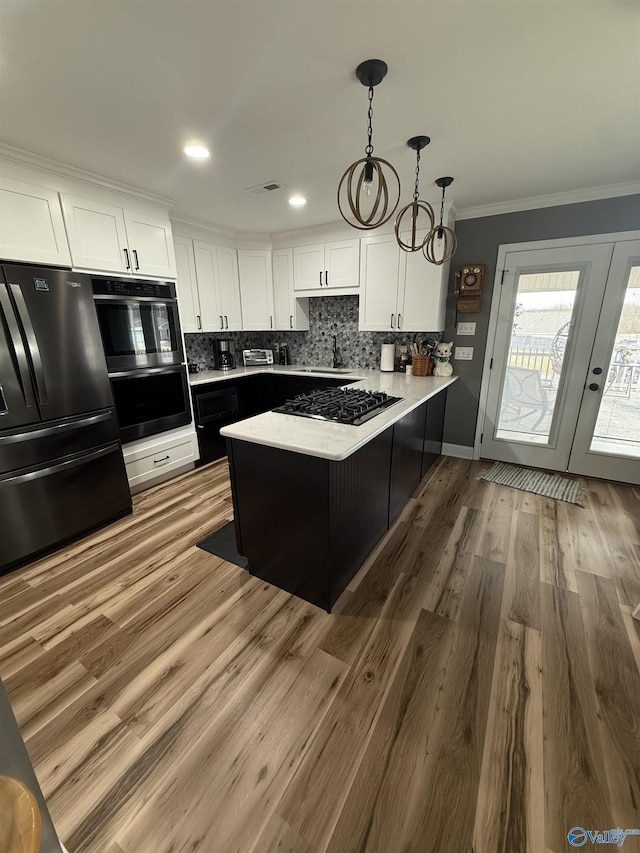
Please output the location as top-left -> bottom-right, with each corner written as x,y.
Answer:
423,177 -> 457,265
394,135 -> 435,251
337,59 -> 401,230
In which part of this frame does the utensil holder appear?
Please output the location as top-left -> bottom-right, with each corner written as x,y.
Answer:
411,355 -> 431,376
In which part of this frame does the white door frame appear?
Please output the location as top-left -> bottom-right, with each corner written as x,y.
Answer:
474,230 -> 640,460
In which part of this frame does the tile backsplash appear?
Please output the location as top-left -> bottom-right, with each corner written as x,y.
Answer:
184,296 -> 441,370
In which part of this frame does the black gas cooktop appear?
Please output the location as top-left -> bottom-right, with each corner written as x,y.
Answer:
273,387 -> 402,425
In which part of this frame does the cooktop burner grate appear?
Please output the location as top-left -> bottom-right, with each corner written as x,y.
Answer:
273,387 -> 402,425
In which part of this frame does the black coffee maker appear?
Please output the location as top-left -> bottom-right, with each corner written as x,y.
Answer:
213,339 -> 235,370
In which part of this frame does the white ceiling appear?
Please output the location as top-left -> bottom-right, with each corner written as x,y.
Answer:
1,1 -> 639,234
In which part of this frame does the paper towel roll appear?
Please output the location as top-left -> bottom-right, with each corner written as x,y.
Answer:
380,343 -> 395,372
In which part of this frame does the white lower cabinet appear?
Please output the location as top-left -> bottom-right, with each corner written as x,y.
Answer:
359,231 -> 448,332
237,249 -> 275,331
0,176 -> 71,266
60,193 -> 175,278
123,426 -> 198,492
272,248 -> 309,331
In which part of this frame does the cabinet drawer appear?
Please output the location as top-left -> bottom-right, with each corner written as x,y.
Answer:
125,436 -> 196,487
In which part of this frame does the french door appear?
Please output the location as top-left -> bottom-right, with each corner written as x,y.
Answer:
480,235 -> 640,485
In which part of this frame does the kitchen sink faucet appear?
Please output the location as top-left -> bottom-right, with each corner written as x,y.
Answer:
332,335 -> 343,369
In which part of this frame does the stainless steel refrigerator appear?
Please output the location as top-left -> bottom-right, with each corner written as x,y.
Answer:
0,263 -> 132,572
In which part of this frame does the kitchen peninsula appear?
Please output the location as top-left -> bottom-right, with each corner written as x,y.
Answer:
214,368 -> 456,611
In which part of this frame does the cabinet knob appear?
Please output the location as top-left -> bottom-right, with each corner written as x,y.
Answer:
592,367 -> 603,375
588,383 -> 599,391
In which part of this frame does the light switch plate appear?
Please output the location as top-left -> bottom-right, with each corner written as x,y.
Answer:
454,346 -> 474,361
457,322 -> 476,336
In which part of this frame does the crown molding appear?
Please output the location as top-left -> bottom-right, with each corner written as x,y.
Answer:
0,143 -> 175,209
457,180 -> 640,220
170,214 -> 237,241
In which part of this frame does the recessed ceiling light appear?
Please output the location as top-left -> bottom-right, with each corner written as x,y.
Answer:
184,144 -> 210,160
289,195 -> 306,207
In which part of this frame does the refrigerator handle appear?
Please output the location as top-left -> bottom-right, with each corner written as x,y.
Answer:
0,284 -> 37,408
9,284 -> 49,405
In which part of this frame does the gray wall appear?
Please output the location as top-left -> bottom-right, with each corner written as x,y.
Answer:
185,295 -> 440,371
442,193 -> 640,448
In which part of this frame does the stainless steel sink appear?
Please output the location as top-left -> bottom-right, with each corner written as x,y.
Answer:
299,367 -> 357,374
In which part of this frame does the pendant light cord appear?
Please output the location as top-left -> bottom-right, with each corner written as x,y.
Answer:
413,149 -> 421,201
365,86 -> 374,156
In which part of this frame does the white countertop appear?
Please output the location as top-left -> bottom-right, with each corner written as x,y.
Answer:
193,365 -> 457,461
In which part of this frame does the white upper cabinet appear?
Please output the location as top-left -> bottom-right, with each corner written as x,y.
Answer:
174,235 -> 243,333
61,193 -> 175,278
192,240 -> 242,332
359,231 -> 448,332
215,245 -> 243,331
0,176 -> 71,266
399,232 -> 448,332
358,234 -> 402,331
173,235 -> 201,333
122,208 -> 175,278
237,249 -> 275,331
293,238 -> 359,292
272,248 -> 309,331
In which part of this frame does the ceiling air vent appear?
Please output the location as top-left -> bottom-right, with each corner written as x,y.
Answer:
245,181 -> 284,195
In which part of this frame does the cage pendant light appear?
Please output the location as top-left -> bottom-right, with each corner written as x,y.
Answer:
394,136 -> 435,252
423,177 -> 457,265
337,59 -> 401,230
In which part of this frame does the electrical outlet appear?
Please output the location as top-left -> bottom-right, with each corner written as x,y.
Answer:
454,346 -> 474,361
457,322 -> 476,336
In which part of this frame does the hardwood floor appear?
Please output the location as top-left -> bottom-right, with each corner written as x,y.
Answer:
1,456 -> 639,853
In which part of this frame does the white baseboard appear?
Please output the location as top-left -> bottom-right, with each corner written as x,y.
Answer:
442,443 -> 475,460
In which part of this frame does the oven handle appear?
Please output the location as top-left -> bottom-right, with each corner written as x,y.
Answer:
108,365 -> 186,379
93,294 -> 178,304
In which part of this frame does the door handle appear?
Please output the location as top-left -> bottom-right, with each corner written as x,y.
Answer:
319,271 -> 323,287
0,285 -> 36,408
224,315 -> 228,329
10,284 -> 48,405
196,314 -> 202,330
132,249 -> 140,270
397,313 -> 402,329
270,315 -> 273,328
290,314 -> 293,329
220,315 -> 224,329
124,248 -> 131,270
325,270 -> 329,286
588,383 -> 599,391
391,313 -> 396,329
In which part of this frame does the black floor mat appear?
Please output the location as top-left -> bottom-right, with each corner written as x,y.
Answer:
196,520 -> 249,569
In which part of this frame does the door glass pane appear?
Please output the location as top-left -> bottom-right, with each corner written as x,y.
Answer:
590,264 -> 640,458
496,270 -> 580,443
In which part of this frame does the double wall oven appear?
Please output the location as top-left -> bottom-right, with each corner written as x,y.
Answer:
93,277 -> 191,443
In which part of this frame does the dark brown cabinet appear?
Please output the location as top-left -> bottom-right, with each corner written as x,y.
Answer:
227,387 -> 448,612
